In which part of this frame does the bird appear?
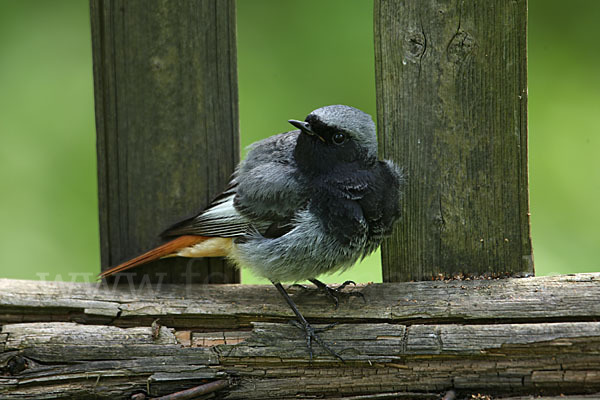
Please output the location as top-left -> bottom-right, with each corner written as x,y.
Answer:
99,104 -> 404,360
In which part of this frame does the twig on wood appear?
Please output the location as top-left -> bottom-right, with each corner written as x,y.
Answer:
130,380 -> 229,400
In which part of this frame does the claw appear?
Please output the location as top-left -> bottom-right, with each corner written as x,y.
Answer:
337,280 -> 356,290
289,320 -> 343,362
287,283 -> 309,292
273,281 -> 345,362
309,279 -> 366,309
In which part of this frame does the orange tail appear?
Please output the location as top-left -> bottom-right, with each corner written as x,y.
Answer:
98,235 -> 207,279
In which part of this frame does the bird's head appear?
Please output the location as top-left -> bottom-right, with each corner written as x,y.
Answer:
289,105 -> 378,170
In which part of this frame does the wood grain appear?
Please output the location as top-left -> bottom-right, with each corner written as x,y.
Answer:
2,274 -> 600,398
374,0 -> 532,281
1,274 -> 600,328
90,0 -> 239,283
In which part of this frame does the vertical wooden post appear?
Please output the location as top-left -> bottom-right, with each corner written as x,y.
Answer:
374,0 -> 533,281
90,0 -> 239,283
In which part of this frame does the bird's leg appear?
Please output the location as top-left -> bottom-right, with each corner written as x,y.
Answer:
272,281 -> 343,362
308,278 -> 366,310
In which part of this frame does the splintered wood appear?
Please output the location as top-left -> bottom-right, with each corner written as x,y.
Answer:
1,274 -> 600,399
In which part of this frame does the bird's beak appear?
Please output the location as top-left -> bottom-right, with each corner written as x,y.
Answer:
288,120 -> 326,142
288,119 -> 311,133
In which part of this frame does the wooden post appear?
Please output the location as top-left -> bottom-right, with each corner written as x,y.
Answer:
90,0 -> 239,283
375,0 -> 533,282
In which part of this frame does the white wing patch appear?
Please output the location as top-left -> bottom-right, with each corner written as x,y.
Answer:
191,194 -> 250,237
200,194 -> 239,220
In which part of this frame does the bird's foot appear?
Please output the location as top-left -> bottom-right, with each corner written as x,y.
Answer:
289,319 -> 342,362
287,283 -> 311,291
309,279 -> 366,309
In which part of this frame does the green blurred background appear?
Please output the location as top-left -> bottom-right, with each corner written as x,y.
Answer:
0,0 -> 598,283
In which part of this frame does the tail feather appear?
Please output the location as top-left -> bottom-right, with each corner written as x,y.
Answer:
98,235 -> 207,279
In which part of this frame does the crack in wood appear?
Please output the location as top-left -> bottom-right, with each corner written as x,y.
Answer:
2,275 -> 600,398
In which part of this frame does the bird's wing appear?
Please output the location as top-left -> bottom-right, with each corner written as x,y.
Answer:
231,131 -> 308,227
161,184 -> 252,238
165,131 -> 306,239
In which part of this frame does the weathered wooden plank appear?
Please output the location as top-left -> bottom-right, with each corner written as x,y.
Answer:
374,0 -> 532,281
500,396 -> 600,400
90,0 -> 239,283
1,274 -> 599,328
2,274 -> 600,398
1,320 -> 599,399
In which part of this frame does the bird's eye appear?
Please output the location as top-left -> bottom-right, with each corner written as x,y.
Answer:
332,132 -> 346,145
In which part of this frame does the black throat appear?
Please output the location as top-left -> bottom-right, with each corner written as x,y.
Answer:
293,131 -> 376,178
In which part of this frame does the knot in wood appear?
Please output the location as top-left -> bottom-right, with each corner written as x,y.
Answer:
150,56 -> 165,71
403,31 -> 426,63
447,30 -> 476,63
3,355 -> 28,376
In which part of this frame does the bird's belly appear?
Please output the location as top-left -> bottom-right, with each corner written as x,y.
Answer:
229,234 -> 369,283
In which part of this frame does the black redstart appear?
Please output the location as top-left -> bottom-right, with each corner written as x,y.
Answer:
100,105 -> 404,360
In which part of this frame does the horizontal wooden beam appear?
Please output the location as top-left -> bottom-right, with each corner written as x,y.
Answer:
1,274 -> 600,399
1,274 -> 599,327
